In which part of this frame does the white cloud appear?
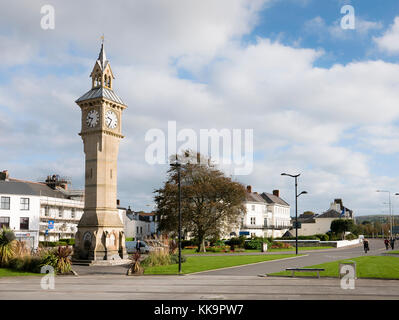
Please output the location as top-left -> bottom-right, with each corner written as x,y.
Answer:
1,1 -> 399,217
374,17 -> 399,55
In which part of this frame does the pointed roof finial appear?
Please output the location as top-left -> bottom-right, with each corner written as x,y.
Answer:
98,34 -> 107,69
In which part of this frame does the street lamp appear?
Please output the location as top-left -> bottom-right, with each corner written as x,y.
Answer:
281,173 -> 308,255
170,157 -> 182,274
377,190 -> 392,238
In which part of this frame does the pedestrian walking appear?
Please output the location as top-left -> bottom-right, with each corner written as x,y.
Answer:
390,238 -> 395,250
384,238 -> 389,250
363,239 -> 369,253
136,239 -> 141,253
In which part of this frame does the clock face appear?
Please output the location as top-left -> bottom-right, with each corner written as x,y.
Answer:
105,110 -> 118,129
86,110 -> 99,128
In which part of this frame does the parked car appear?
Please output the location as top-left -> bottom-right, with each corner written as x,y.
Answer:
125,240 -> 154,254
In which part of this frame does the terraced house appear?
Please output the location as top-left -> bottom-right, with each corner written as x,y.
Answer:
0,171 -> 84,249
234,185 -> 291,238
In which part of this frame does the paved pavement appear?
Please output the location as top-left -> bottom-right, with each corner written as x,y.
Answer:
1,274 -> 399,300
1,239 -> 397,300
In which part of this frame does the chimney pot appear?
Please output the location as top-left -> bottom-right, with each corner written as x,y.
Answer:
273,190 -> 280,197
246,185 -> 252,193
0,170 -> 9,181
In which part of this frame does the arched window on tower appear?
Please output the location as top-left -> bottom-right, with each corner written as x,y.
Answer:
104,75 -> 107,87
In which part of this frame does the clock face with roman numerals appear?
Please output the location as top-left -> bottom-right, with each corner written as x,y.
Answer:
86,110 -> 99,128
105,110 -> 118,129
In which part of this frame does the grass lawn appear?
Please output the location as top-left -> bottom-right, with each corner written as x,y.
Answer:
390,250 -> 399,254
268,256 -> 399,279
181,246 -> 333,255
144,254 -> 298,275
0,268 -> 40,277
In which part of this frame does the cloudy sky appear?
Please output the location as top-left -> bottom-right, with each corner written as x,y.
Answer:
1,0 -> 399,216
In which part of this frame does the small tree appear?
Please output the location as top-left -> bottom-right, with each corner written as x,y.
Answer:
0,227 -> 16,266
330,219 -> 355,239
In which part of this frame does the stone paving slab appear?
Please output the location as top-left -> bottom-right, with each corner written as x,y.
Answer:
0,274 -> 398,300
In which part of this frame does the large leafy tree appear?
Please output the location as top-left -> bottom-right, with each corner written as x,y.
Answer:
154,151 -> 247,252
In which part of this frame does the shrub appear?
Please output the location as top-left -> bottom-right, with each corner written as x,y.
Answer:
55,246 -> 72,274
125,237 -> 134,242
127,251 -> 143,275
0,228 -> 17,266
244,239 -> 263,250
40,250 -> 58,271
315,234 -> 329,241
141,251 -> 171,267
170,254 -> 187,264
59,238 -> 75,245
345,233 -> 357,240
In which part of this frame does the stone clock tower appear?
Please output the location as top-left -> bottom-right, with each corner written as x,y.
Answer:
73,42 -> 128,263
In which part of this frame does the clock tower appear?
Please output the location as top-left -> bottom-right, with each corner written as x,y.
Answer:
73,42 -> 128,263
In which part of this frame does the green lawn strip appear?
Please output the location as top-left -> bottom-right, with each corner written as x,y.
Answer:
390,250 -> 399,254
182,246 -> 333,255
144,254 -> 298,275
268,256 -> 399,279
0,268 -> 41,277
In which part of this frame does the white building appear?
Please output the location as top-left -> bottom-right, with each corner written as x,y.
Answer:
234,186 -> 291,238
295,199 -> 354,236
122,207 -> 159,240
0,171 -> 84,249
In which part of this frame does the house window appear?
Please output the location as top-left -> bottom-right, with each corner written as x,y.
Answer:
140,227 -> 143,234
0,217 -> 9,228
250,217 -> 256,225
136,226 -> 139,234
71,208 -> 76,219
1,197 -> 10,210
20,198 -> 29,210
20,217 -> 29,230
58,209 -> 63,218
251,205 -> 255,211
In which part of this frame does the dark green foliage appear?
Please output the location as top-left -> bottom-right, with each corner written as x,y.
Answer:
59,238 -> 75,245
331,219 -> 355,238
170,254 -> 187,264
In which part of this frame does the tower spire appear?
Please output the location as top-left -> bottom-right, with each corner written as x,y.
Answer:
98,35 -> 107,69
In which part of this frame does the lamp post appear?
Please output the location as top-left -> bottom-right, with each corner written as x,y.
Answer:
377,190 -> 392,238
281,173 -> 307,255
171,157 -> 182,274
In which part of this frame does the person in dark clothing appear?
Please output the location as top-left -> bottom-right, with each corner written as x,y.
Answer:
390,238 -> 395,250
384,238 -> 389,250
136,239 -> 141,253
363,239 -> 369,253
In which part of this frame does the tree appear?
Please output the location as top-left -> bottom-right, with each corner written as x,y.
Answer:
330,219 -> 355,239
154,151 -> 247,252
303,211 -> 316,216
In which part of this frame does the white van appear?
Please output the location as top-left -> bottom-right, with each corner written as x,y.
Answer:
125,240 -> 153,254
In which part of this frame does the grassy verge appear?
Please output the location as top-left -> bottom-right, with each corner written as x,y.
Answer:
268,256 -> 399,279
0,268 -> 41,277
182,246 -> 333,255
144,254 -> 299,275
390,250 -> 399,254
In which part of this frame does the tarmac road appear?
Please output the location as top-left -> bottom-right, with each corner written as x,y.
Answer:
195,239 -> 385,276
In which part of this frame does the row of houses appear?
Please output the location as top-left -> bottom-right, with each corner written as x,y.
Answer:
0,170 -> 354,249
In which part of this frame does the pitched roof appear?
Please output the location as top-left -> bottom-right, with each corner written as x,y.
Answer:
0,179 -> 69,198
245,192 -> 267,203
75,86 -> 125,105
317,209 -> 342,218
261,192 -> 290,206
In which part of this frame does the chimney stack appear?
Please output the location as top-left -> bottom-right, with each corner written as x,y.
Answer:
0,170 -> 9,181
273,190 -> 280,197
246,185 -> 252,193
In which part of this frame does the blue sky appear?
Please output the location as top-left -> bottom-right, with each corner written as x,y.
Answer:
1,0 -> 399,216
